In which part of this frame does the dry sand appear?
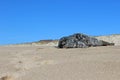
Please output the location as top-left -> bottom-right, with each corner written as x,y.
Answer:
0,45 -> 120,80
96,34 -> 120,46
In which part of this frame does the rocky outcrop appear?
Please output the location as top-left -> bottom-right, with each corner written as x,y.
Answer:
58,33 -> 114,48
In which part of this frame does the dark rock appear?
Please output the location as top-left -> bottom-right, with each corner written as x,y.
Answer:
58,33 -> 114,48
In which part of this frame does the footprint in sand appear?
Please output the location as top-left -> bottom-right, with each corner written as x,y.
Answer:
0,75 -> 14,80
0,50 -> 58,80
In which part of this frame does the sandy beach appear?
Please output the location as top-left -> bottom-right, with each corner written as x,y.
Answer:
0,45 -> 120,80
1,0 -> 120,79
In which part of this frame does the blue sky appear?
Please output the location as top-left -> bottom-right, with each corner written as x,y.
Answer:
0,0 -> 120,45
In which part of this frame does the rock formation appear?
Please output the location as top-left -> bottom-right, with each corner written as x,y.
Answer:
58,33 -> 114,48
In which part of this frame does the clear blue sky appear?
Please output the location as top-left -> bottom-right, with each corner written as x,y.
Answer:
0,0 -> 120,45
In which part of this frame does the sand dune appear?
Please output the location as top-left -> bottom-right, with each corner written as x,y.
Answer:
0,45 -> 120,80
96,34 -> 120,45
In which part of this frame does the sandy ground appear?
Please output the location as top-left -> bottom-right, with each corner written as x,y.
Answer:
0,45 -> 120,80
96,34 -> 120,46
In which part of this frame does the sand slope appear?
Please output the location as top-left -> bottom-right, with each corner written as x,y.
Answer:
96,34 -> 120,45
0,45 -> 120,80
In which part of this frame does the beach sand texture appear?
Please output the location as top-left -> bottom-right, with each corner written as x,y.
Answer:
0,45 -> 120,80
